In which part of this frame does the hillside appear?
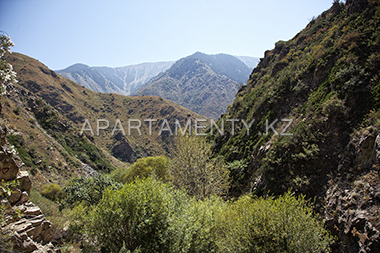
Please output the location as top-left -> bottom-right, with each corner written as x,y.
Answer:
132,52 -> 252,119
2,52 -> 206,187
209,0 -> 380,251
56,61 -> 174,95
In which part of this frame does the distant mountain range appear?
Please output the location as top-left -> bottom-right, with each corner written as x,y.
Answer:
132,52 -> 254,119
57,61 -> 174,95
234,56 -> 261,69
57,53 -> 259,119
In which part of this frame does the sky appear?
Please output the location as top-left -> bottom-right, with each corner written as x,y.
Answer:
0,0 -> 334,70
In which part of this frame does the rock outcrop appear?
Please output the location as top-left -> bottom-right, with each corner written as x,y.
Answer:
1,127 -> 59,252
324,127 -> 380,253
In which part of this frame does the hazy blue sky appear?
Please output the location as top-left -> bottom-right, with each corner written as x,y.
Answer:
1,0 -> 333,70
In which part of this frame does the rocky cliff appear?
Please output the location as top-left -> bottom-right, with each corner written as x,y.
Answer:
1,126 -> 59,252
209,0 -> 380,251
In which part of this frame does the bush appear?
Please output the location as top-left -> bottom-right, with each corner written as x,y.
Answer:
183,196 -> 228,253
59,174 -> 122,209
41,183 -> 62,201
87,177 -> 188,252
122,155 -> 170,184
218,192 -> 334,252
322,94 -> 347,119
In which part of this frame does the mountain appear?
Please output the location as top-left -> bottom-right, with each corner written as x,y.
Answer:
186,52 -> 252,83
209,0 -> 380,251
3,52 -> 206,188
56,61 -> 174,95
234,56 -> 260,70
132,52 -> 252,119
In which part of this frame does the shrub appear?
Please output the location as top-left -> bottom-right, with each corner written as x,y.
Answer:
87,177 -> 188,252
59,174 -> 122,209
322,94 -> 347,118
183,196 -> 228,253
122,155 -> 170,184
108,166 -> 128,183
218,192 -> 334,252
41,183 -> 62,201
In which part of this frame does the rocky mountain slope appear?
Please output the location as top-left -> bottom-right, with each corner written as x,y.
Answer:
0,127 -> 59,252
57,61 -> 174,95
2,52 -> 206,188
209,0 -> 380,252
132,52 -> 253,119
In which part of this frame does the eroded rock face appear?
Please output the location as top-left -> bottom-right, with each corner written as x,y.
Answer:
111,139 -> 137,163
0,145 -> 20,181
17,170 -> 32,195
1,129 -> 59,252
325,128 -> 380,253
325,171 -> 380,253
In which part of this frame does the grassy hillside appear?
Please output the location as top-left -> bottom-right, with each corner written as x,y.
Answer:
2,52 -> 206,187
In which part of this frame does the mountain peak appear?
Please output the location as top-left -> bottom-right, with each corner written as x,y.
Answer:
58,63 -> 90,72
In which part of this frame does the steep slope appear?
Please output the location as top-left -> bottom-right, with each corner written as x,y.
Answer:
57,61 -> 174,95
209,1 -> 380,251
3,52 -> 207,185
132,52 -> 252,119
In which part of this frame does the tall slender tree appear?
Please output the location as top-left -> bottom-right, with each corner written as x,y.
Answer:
169,134 -> 230,199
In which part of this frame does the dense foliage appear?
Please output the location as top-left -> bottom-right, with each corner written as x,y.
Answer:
80,178 -> 333,253
59,174 -> 122,209
110,155 -> 170,184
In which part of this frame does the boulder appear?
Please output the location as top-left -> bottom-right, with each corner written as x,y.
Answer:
0,145 -> 20,180
17,170 -> 32,194
17,191 -> 30,205
8,188 -> 22,205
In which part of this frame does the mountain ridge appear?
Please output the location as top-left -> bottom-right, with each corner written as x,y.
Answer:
3,52 -> 207,186
57,61 -> 174,95
132,52 -> 255,119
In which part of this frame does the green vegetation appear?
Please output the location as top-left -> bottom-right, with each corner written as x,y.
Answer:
64,177 -> 333,252
110,155 -> 170,184
209,0 -> 380,197
219,192 -> 333,252
7,134 -> 36,168
4,2 -> 380,251
169,134 -> 230,199
59,174 -> 122,209
87,178 -> 186,252
41,183 -> 62,201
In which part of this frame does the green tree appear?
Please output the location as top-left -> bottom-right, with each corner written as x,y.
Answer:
184,196 -> 228,253
122,155 -> 170,184
169,134 -> 230,199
